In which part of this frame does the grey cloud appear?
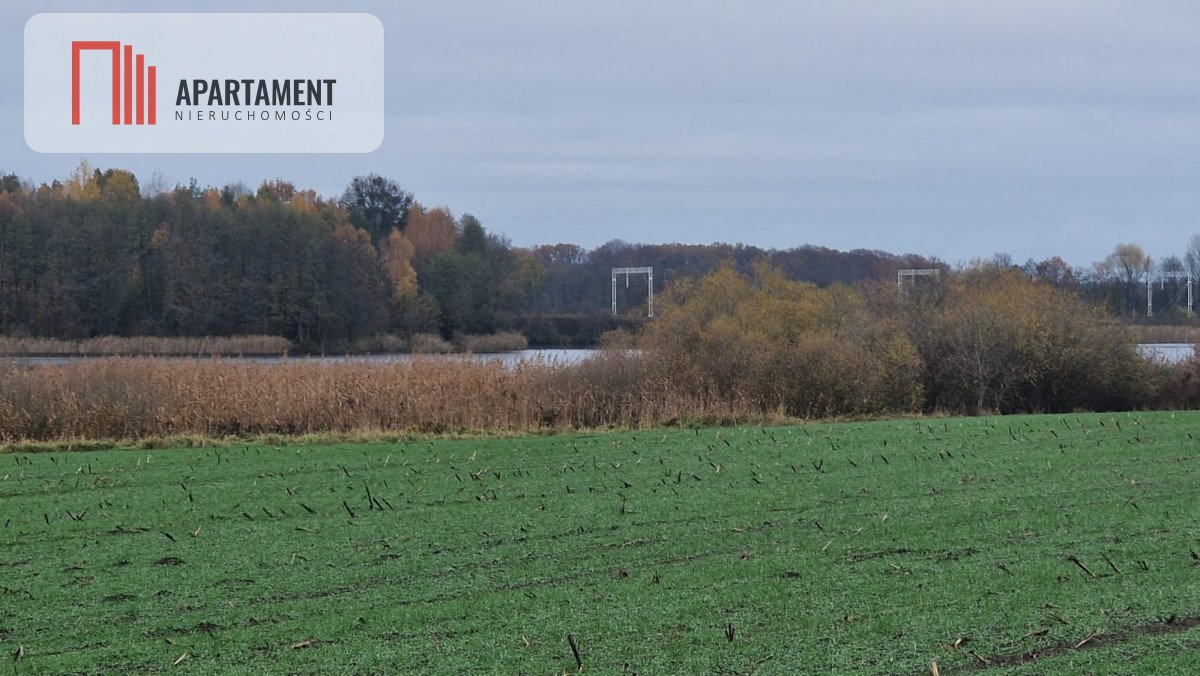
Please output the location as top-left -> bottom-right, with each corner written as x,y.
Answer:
3,1 -> 1200,266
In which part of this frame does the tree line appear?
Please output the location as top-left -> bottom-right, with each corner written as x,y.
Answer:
0,165 -> 947,349
0,165 -> 1196,351
0,165 -> 544,350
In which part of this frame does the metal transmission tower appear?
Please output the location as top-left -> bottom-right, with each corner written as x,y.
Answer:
611,267 -> 654,318
1147,271 -> 1194,317
897,268 -> 940,297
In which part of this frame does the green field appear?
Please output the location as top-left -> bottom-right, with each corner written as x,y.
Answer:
4,412 -> 1200,673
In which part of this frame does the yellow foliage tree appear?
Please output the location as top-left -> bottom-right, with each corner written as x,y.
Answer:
62,160 -> 100,200
379,228 -> 419,303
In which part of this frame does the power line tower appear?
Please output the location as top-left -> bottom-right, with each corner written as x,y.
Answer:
611,267 -> 654,318
1147,271 -> 1193,317
897,268 -> 940,298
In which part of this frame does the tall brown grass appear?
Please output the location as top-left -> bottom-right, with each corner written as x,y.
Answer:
0,352 -> 751,443
1130,324 -> 1200,344
0,335 -> 293,357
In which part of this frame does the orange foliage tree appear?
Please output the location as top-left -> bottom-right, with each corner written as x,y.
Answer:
405,205 -> 459,265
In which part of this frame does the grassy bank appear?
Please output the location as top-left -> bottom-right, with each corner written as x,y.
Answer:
3,411 -> 1200,672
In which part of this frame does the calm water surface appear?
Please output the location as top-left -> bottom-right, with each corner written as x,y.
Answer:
1135,343 -> 1195,363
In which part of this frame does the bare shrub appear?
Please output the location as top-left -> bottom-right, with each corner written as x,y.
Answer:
456,332 -> 528,353
349,334 -> 408,353
639,262 -> 923,418
902,268 -> 1151,414
408,333 -> 454,354
1147,358 -> 1200,409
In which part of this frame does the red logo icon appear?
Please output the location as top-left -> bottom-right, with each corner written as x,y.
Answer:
71,41 -> 156,125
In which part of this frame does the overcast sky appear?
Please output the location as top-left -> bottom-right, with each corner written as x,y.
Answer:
5,1 -> 1200,266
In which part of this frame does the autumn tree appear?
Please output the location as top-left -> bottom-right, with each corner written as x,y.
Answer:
95,169 -> 140,203
1099,243 -> 1153,315
256,179 -> 296,203
405,205 -> 459,265
1023,256 -> 1076,287
379,228 -> 418,303
339,174 -> 413,243
323,224 -> 390,345
61,160 -> 100,200
416,218 -> 519,335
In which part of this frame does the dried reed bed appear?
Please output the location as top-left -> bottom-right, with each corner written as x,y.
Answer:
0,353 -> 749,442
0,335 -> 293,357
1130,324 -> 1200,344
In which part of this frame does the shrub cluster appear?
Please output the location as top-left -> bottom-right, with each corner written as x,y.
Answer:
455,331 -> 528,353
640,263 -> 1152,417
639,263 -> 922,417
902,268 -> 1150,414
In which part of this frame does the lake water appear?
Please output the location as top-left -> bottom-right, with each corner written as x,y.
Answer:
1,348 -> 602,368
1136,343 -> 1195,363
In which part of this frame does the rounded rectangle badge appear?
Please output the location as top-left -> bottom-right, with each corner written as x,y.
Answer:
24,13 -> 384,153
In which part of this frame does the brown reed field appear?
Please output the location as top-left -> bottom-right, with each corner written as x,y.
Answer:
0,335 -> 293,357
0,353 -> 750,444
1129,323 -> 1200,344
